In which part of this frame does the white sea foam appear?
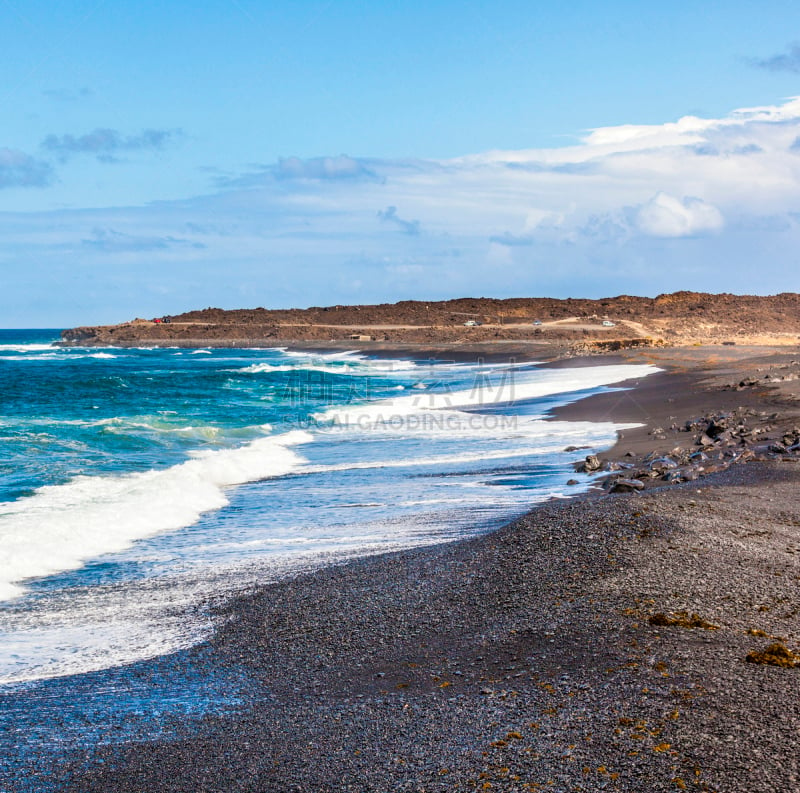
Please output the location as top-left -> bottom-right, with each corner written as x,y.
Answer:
240,362 -> 364,375
238,355 -> 538,378
313,364 -> 660,427
0,354 -> 63,361
0,541 -> 433,685
0,343 -> 56,352
0,351 -> 118,361
0,608 -> 206,686
297,423 -> 630,475
0,430 -> 311,601
281,348 -> 362,360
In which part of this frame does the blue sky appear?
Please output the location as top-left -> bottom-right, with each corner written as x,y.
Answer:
3,0 -> 800,325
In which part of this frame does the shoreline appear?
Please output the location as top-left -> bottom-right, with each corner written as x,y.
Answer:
15,344 -> 800,791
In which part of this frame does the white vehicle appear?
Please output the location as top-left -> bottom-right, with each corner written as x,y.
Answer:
463,320 -> 482,326
602,320 -> 615,327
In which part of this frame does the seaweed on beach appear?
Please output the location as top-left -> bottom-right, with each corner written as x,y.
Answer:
745,642 -> 800,668
647,611 -> 719,630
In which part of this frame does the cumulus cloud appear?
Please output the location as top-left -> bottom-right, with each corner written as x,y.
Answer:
751,43 -> 800,73
41,128 -> 181,161
0,148 -> 54,189
635,193 -> 724,238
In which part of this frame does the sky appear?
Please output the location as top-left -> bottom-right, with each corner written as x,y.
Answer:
3,0 -> 800,326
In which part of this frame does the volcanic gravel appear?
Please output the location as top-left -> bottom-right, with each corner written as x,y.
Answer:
61,462 -> 800,793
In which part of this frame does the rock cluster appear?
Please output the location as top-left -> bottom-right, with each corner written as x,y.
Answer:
576,409 -> 800,493
724,359 -> 800,391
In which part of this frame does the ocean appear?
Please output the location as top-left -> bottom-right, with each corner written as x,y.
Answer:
0,329 -> 659,785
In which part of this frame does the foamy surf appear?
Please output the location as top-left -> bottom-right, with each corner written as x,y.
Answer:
313,363 -> 660,427
0,343 -> 56,352
238,355 -> 540,378
0,335 -> 663,687
0,429 -> 311,601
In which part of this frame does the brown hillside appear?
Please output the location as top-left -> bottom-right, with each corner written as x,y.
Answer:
60,292 -> 800,349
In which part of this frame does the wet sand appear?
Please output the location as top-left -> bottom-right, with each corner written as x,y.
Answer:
39,345 -> 800,791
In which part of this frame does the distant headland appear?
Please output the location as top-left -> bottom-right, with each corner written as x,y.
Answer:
60,292 -> 800,351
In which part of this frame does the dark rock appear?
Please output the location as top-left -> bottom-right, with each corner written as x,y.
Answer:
580,454 -> 601,473
705,418 -> 728,438
649,457 -> 678,471
701,463 -> 728,475
783,430 -> 800,446
670,447 -> 691,464
609,478 -> 645,493
714,429 -> 734,444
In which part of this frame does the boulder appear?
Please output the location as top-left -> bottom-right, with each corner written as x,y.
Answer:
705,417 -> 728,438
649,457 -> 678,471
610,478 -> 645,493
580,454 -> 602,472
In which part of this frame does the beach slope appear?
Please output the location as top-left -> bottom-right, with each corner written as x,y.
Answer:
62,346 -> 800,793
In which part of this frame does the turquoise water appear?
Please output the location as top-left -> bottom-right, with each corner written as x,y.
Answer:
0,330 -> 659,687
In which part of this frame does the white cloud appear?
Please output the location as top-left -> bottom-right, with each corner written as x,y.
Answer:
635,193 -> 724,237
5,97 -> 800,324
